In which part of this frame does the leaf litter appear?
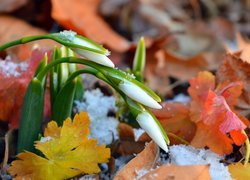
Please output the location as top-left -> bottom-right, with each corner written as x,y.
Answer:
1,0 -> 250,179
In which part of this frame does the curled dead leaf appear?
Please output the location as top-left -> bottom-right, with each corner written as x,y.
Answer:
114,141 -> 159,180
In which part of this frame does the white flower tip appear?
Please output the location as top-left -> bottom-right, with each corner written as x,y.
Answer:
119,81 -> 162,109
137,112 -> 168,153
160,143 -> 169,153
152,102 -> 162,109
75,49 -> 115,68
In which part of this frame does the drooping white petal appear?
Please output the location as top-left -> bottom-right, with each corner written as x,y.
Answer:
76,49 -> 114,68
119,80 -> 162,109
137,112 -> 168,152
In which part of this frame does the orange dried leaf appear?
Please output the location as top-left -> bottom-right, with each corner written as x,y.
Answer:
114,141 -> 159,180
51,0 -> 130,52
189,71 -> 246,155
141,164 -> 210,180
153,102 -> 196,144
8,112 -> 110,179
228,163 -> 250,180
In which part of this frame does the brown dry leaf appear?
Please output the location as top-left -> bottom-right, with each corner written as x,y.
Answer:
114,141 -> 159,180
51,0 -> 131,53
153,102 -> 196,144
0,0 -> 28,12
111,123 -> 145,156
0,15 -> 54,60
140,164 -> 210,180
118,123 -> 135,141
144,37 -> 172,96
156,49 -> 208,81
217,53 -> 250,107
226,33 -> 250,63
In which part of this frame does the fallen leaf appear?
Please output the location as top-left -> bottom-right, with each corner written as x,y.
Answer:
8,112 -> 110,179
0,15 -> 54,60
111,123 -> 145,156
114,141 -> 159,180
118,123 -> 135,141
228,163 -> 250,180
188,71 -> 247,155
226,33 -> 250,63
153,102 -> 196,144
157,50 -> 208,81
140,164 -> 210,180
0,50 -> 50,128
217,53 -> 250,108
51,0 -> 131,53
0,0 -> 28,12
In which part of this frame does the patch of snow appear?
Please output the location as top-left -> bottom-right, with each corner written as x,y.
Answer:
0,56 -> 28,77
74,89 -> 118,145
167,93 -> 190,103
40,136 -> 53,143
133,128 -> 145,141
58,30 -> 77,42
169,145 -> 231,180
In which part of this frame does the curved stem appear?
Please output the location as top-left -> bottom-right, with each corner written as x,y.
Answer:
0,34 -> 105,54
36,57 -> 104,81
0,35 -> 51,51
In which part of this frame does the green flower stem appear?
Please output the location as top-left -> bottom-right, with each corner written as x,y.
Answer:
0,34 -> 105,55
36,57 -> 98,81
0,35 -> 51,51
36,57 -> 161,104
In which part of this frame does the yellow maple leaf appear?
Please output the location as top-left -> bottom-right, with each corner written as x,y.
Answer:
228,163 -> 250,180
8,112 -> 110,180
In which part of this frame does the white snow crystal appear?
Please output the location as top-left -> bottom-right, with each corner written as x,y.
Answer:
40,136 -> 53,143
0,56 -> 28,77
58,30 -> 77,42
169,145 -> 231,180
74,89 -> 118,145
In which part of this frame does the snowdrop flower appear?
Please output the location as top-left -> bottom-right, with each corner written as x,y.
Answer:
118,79 -> 162,109
52,30 -> 114,68
137,111 -> 169,152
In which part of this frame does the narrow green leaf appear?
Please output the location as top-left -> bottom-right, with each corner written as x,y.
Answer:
50,48 -> 59,106
74,76 -> 84,101
133,37 -> 145,82
17,77 -> 46,153
51,80 -> 77,125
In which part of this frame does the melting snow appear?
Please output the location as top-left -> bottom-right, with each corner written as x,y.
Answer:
0,56 -> 28,77
169,145 -> 231,180
74,89 -> 119,145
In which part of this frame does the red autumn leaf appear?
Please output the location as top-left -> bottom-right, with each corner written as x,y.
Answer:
0,50 -> 50,128
188,71 -> 247,155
